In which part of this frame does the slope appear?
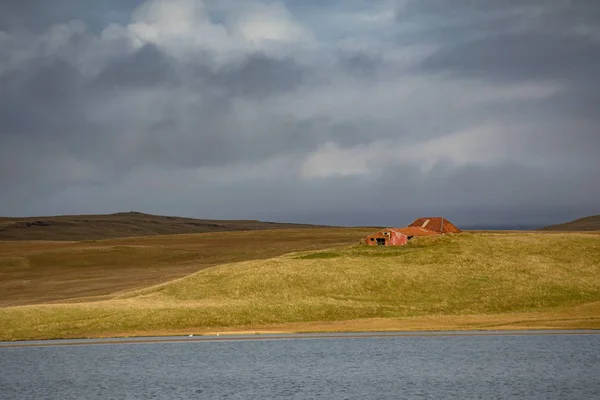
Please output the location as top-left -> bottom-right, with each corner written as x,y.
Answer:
0,228 -> 374,307
2,231 -> 599,340
0,211 -> 328,241
539,215 -> 600,231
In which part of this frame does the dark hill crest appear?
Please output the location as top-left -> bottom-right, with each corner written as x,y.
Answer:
0,212 -> 327,241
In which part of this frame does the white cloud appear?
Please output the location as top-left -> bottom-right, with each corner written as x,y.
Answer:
124,0 -> 313,62
299,124 -> 518,179
231,2 -> 314,46
127,0 -> 233,57
300,141 -> 373,179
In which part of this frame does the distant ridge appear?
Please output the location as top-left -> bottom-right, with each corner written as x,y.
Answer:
0,212 -> 328,241
538,215 -> 600,231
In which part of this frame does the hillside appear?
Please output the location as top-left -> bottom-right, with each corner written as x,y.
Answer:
2,231 -> 599,340
0,228 -> 374,307
539,215 -> 600,231
0,212 -> 328,241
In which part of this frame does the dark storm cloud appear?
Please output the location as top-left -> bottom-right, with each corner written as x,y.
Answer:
0,58 -> 86,136
95,44 -> 306,95
2,26 -> 310,171
94,44 -> 175,89
213,53 -> 306,97
336,50 -> 384,78
91,50 -> 308,168
400,0 -> 600,56
1,0 -> 598,225
420,33 -> 600,82
397,0 -> 600,51
407,0 -> 600,173
402,0 -> 600,26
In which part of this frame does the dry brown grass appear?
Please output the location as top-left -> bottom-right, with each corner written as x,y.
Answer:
0,228 -> 374,307
1,231 -> 599,341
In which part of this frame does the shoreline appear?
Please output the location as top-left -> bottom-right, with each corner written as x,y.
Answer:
2,329 -> 600,348
2,309 -> 599,344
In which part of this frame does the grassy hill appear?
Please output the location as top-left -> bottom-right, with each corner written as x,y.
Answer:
0,211 -> 329,241
1,231 -> 599,340
0,228 -> 374,307
539,215 -> 600,231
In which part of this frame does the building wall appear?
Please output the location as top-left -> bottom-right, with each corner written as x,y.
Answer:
365,230 -> 408,246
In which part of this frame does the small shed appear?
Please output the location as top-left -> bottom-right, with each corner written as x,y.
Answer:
365,228 -> 409,246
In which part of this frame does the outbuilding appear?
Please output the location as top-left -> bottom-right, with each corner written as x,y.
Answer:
364,217 -> 461,246
365,228 -> 410,246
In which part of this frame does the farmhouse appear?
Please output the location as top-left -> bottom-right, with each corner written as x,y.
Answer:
365,217 -> 461,246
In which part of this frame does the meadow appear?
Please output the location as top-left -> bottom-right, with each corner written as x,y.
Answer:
0,228 -> 374,307
1,231 -> 599,341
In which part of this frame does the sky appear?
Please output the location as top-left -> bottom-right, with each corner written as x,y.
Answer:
1,0 -> 599,227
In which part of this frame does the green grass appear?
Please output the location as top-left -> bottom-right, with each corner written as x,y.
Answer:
296,251 -> 342,259
0,228 -> 373,307
156,233 -> 599,313
1,232 -> 599,340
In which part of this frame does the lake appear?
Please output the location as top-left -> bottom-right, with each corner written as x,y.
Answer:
1,331 -> 599,399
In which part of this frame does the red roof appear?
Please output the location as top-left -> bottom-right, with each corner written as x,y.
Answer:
408,217 -> 462,234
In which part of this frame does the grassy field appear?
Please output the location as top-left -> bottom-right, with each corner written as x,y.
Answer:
1,231 -> 599,341
0,228 -> 374,307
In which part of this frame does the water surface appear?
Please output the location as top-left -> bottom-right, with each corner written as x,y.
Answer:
1,331 -> 599,399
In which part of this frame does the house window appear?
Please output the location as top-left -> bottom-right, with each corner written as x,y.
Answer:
370,238 -> 375,242
376,238 -> 386,246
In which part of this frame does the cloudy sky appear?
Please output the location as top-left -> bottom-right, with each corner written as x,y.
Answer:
1,0 -> 598,227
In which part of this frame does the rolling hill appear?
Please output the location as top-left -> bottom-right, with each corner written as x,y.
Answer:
539,215 -> 600,231
0,228 -> 374,307
2,231 -> 599,340
0,211 -> 328,241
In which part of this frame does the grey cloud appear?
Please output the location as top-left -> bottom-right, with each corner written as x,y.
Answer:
403,0 -> 600,25
336,50 -> 384,78
409,0 -> 600,177
94,44 -> 306,95
1,0 -> 598,226
2,28 -> 312,173
420,33 -> 600,82
215,53 -> 306,97
0,58 -> 86,136
0,0 -> 142,32
398,0 -> 600,48
94,44 -> 175,89
25,160 -> 599,228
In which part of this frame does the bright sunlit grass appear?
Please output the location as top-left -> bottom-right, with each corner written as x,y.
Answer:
1,232 -> 599,340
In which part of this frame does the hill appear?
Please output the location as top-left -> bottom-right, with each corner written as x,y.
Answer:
539,215 -> 600,231
1,231 -> 599,340
0,228 -> 374,307
0,211 -> 328,241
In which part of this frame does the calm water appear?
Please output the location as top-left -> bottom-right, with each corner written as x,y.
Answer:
1,332 -> 599,399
